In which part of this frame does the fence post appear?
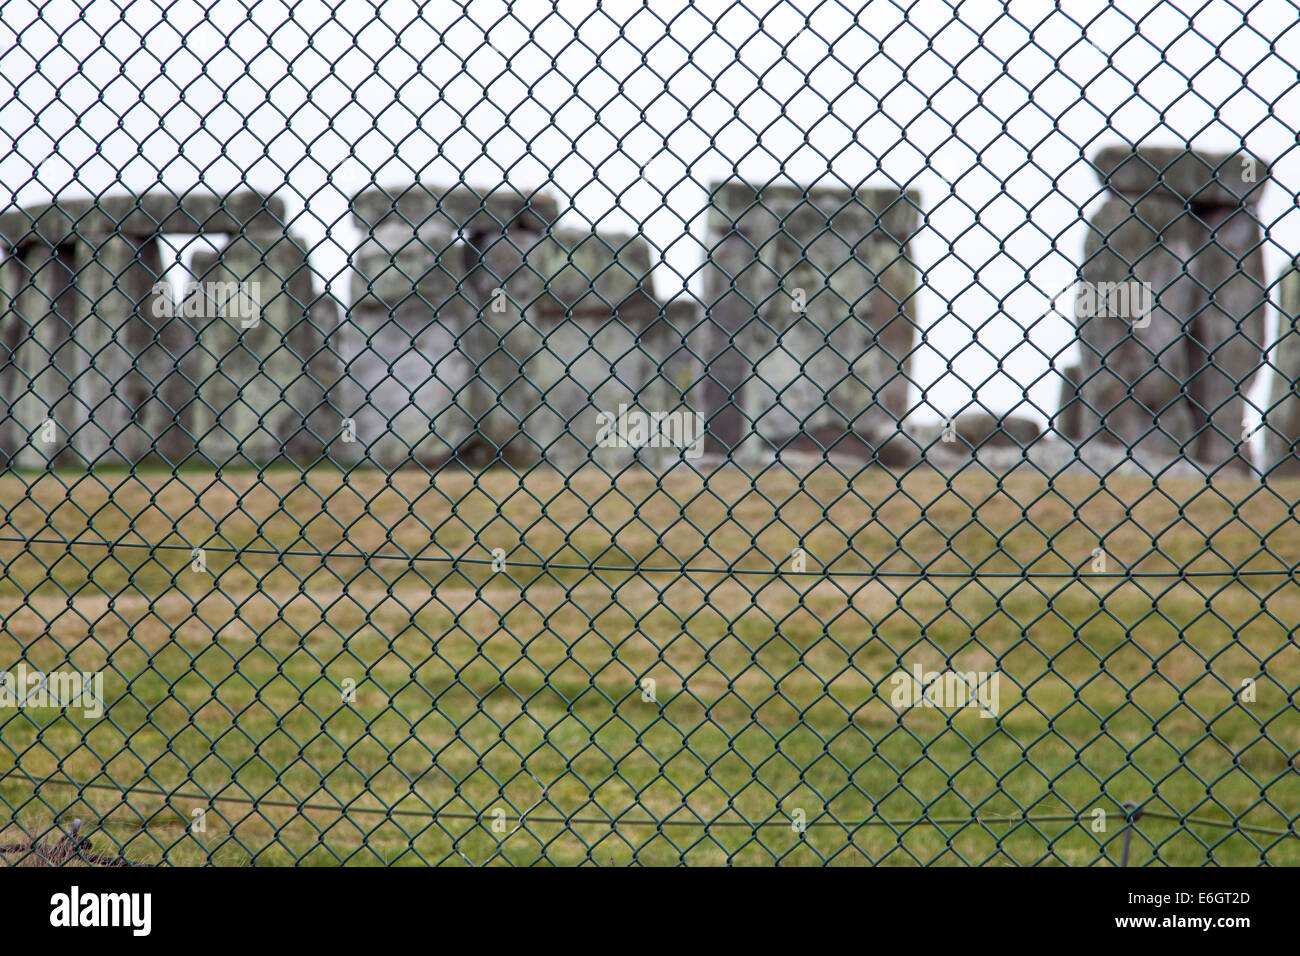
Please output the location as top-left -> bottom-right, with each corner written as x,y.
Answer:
1120,801 -> 1143,867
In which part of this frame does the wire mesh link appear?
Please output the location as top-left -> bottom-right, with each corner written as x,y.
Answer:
0,0 -> 1298,866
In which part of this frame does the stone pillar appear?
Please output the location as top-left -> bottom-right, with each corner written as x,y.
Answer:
348,184 -> 556,468
641,297 -> 706,472
0,248 -> 19,465
524,229 -> 674,471
184,230 -> 337,466
701,182 -> 920,465
1076,146 -> 1267,471
346,218 -> 468,467
459,199 -> 553,468
1054,364 -> 1090,443
1265,261 -> 1300,475
67,231 -> 171,464
0,208 -> 79,466
4,241 -> 78,468
658,298 -> 705,418
1189,202 -> 1268,466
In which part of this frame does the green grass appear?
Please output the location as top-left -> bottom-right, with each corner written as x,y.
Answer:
1,462 -> 1298,865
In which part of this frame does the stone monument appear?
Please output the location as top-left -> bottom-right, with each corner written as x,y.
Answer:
700,182 -> 920,465
1074,146 -> 1267,471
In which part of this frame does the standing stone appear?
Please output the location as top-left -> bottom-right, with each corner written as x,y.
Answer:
182,230 -> 339,466
657,298 -> 705,407
460,218 -> 546,466
65,232 -> 173,464
701,182 -> 920,465
1188,201 -> 1268,466
345,221 -> 469,466
0,249 -> 18,465
647,297 -> 707,469
4,241 -> 79,468
523,229 -> 678,470
307,294 -> 349,467
1055,364 -> 1088,443
1091,147 -> 1265,207
1076,195 -> 1200,459
1075,147 -> 1267,471
1266,261 -> 1300,475
347,184 -> 556,468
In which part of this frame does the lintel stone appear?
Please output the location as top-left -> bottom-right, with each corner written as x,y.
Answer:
1091,146 -> 1268,207
352,184 -> 558,236
0,190 -> 286,248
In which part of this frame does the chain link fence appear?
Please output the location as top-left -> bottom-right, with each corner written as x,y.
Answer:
0,0 -> 1298,866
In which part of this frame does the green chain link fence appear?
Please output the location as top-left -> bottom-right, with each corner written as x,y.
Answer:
0,0 -> 1298,866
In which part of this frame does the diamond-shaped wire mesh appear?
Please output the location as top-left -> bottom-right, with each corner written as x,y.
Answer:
0,0 -> 1298,866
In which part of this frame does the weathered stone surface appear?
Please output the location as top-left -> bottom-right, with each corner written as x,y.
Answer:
352,185 -> 557,236
344,184 -> 554,467
708,182 -> 919,244
0,199 -> 315,468
955,412 -> 1041,449
656,298 -> 705,409
0,192 -> 303,469
1072,149 -> 1267,471
1186,202 -> 1267,465
345,216 -> 470,465
528,230 -> 658,325
342,211 -> 692,471
350,228 -> 466,436
0,233 -> 197,466
0,191 -> 286,249
340,300 -> 472,467
1,182 -> 918,474
0,252 -> 20,463
520,317 -> 684,470
68,233 -> 180,463
1055,364 -> 1088,442
1265,263 -> 1300,475
1092,146 -> 1268,207
350,228 -> 466,312
454,214 -> 550,467
701,181 -> 920,464
1076,196 -> 1200,460
511,229 -> 661,468
0,243 -> 81,467
182,232 -> 339,465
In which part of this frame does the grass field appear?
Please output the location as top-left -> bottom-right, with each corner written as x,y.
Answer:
1,461 -> 1298,865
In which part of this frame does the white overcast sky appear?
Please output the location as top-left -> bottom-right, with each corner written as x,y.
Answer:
1,0 -> 1298,423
